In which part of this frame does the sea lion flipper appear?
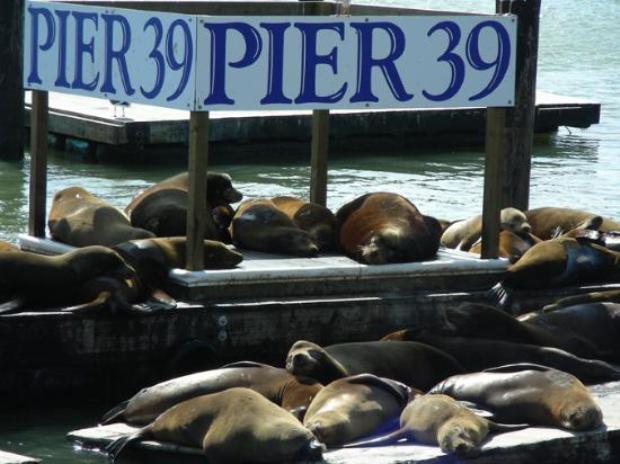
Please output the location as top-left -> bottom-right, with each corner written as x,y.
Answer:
105,430 -> 147,462
346,374 -> 411,407
143,288 -> 177,312
100,400 -> 130,425
61,292 -> 112,313
220,361 -> 271,368
488,421 -> 530,433
0,297 -> 26,315
342,427 -> 408,448
487,282 -> 513,311
483,363 -> 552,373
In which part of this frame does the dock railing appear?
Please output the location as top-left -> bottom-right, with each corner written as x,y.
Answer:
23,0 -> 540,269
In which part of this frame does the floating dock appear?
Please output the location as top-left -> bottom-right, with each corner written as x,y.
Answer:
0,451 -> 39,464
67,381 -> 620,464
24,91 -> 600,160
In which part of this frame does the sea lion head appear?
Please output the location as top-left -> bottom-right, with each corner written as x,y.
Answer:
68,246 -> 136,280
438,420 -> 486,457
274,229 -> 319,257
203,240 -> 244,269
286,340 -> 326,376
207,172 -> 243,205
500,207 -> 531,236
558,400 -> 603,431
359,228 -> 403,264
294,204 -> 337,252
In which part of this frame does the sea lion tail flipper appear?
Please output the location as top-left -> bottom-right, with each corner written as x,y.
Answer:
483,363 -> 551,373
220,360 -> 271,368
132,289 -> 177,313
488,421 -> 530,433
0,298 -> 25,315
486,282 -> 513,311
342,428 -> 408,448
105,430 -> 146,462
100,400 -> 129,425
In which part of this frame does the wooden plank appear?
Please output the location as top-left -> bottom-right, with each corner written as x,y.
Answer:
28,91 -> 48,238
481,107 -> 505,259
310,109 -> 329,206
186,112 -> 211,271
497,0 -> 541,211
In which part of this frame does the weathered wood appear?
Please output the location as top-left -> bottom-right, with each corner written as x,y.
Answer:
497,0 -> 541,211
481,107 -> 506,259
310,109 -> 330,206
28,91 -> 48,238
0,0 -> 24,160
185,111 -> 214,271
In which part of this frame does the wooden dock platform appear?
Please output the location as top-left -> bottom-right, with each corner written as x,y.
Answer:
24,91 -> 600,160
67,381 -> 620,464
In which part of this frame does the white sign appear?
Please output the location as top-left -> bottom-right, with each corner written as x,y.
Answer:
24,1 -> 517,111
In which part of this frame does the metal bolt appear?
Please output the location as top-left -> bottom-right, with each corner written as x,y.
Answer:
218,315 -> 228,327
218,330 -> 228,342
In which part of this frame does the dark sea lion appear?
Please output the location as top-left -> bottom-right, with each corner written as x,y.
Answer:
126,172 -> 242,239
0,246 -> 135,314
382,332 -> 620,384
441,207 -> 531,251
336,192 -> 442,264
543,289 -> 620,312
106,387 -> 324,464
231,199 -> 319,257
526,207 -> 620,240
431,364 -> 604,431
271,196 -> 338,251
101,361 -> 323,426
302,374 -> 409,448
469,230 -> 541,262
346,394 -> 524,456
285,340 -> 463,391
48,186 -> 154,247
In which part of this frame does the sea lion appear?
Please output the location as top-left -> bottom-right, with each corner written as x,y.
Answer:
336,192 -> 442,264
126,171 -> 242,239
381,331 -> 620,384
106,387 -> 324,464
346,394 -> 524,456
0,241 -> 18,252
271,196 -> 338,252
441,207 -> 531,251
101,361 -> 323,426
302,374 -> 410,448
468,230 -> 541,262
0,246 -> 135,314
526,207 -> 620,240
543,290 -> 620,312
48,186 -> 154,247
431,364 -> 604,431
285,340 -> 463,391
231,199 -> 319,257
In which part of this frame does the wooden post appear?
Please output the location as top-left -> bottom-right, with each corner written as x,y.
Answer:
481,108 -> 506,259
0,0 -> 25,160
310,109 -> 329,206
496,0 -> 541,210
29,91 -> 48,238
186,111 -> 213,271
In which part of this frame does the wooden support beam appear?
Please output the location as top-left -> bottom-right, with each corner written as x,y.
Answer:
186,111 -> 213,271
481,107 -> 506,259
310,109 -> 329,206
496,0 -> 541,210
29,91 -> 48,238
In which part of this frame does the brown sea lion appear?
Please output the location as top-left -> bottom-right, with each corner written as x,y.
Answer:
126,172 -> 242,239
271,196 -> 337,252
441,207 -> 531,251
526,207 -> 620,240
106,387 -> 324,464
0,246 -> 135,314
431,364 -> 604,431
346,394 -> 524,456
302,374 -> 409,448
0,241 -> 18,252
48,186 -> 154,247
336,192 -> 442,264
231,199 -> 319,257
381,331 -> 620,384
285,340 -> 463,391
101,361 -> 322,426
469,230 -> 541,262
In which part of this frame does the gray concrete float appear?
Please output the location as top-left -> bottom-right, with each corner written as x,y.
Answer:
0,451 -> 39,464
66,381 -> 620,464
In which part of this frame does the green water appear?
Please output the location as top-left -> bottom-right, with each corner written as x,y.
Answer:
2,0 -> 620,462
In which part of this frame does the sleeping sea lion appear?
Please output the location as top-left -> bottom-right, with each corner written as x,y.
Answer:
106,387 -> 324,464
346,394 -> 524,456
543,290 -> 620,312
285,340 -> 463,391
126,171 -> 242,239
271,196 -> 337,252
302,374 -> 409,448
48,186 -> 154,247
231,199 -> 319,257
441,207 -> 531,251
336,192 -> 442,264
526,207 -> 620,240
0,246 -> 135,314
381,331 -> 620,384
468,230 -> 541,262
101,361 -> 322,425
431,364 -> 604,431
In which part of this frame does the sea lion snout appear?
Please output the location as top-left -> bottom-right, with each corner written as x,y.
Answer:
563,405 -> 603,430
440,427 -> 479,457
223,186 -> 243,204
